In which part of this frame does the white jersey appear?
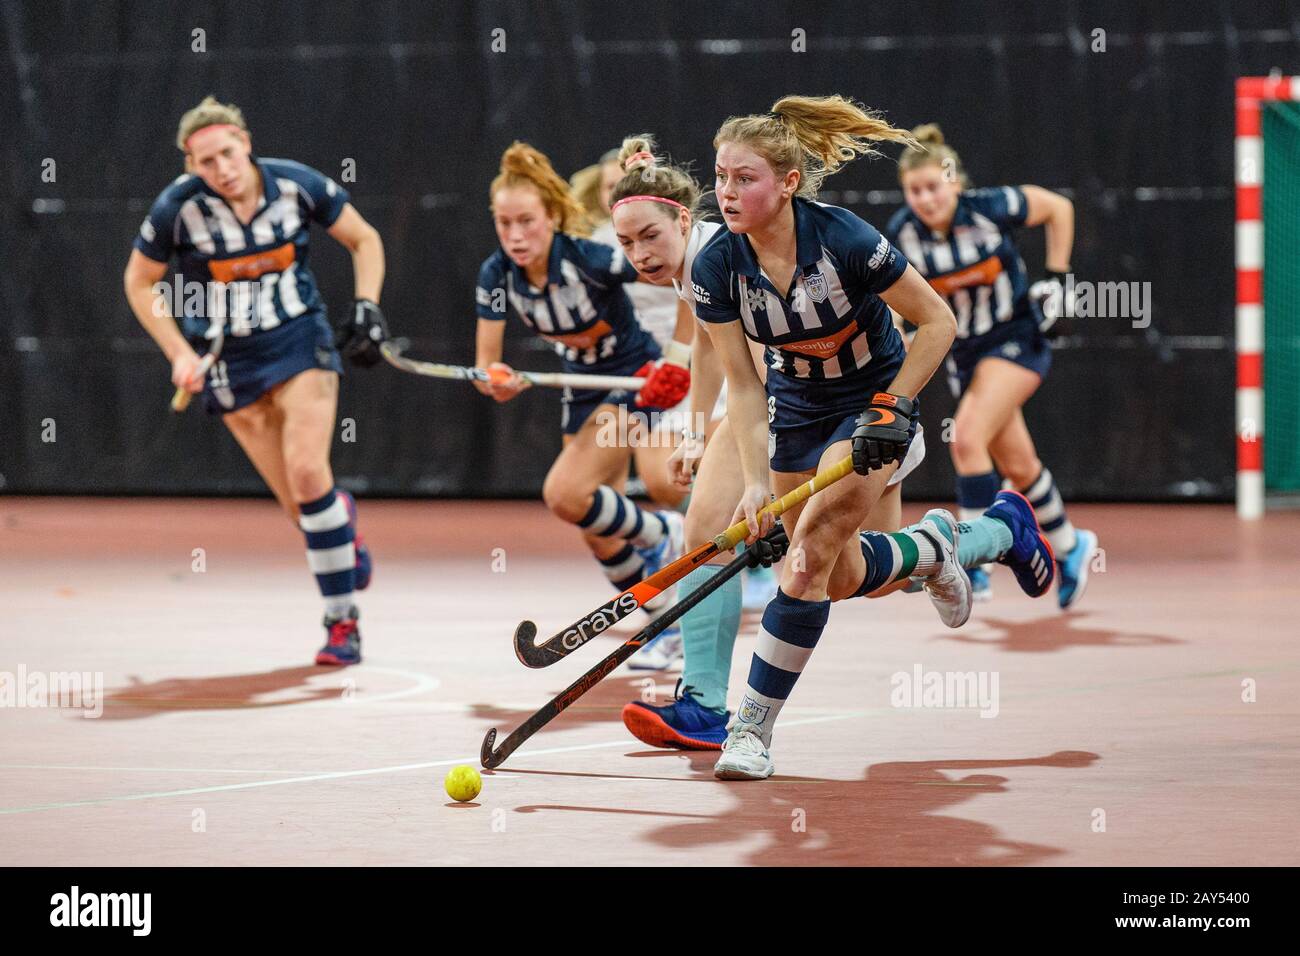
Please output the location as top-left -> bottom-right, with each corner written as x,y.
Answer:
591,220 -> 680,349
672,220 -> 724,313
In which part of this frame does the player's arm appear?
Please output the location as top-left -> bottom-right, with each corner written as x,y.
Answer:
635,297 -> 692,409
328,203 -> 388,367
666,315 -> 720,487
705,317 -> 771,539
1021,186 -> 1075,333
123,249 -> 204,393
328,203 -> 385,302
474,316 -> 525,402
851,265 -> 956,476
1021,185 -> 1074,273
878,264 -> 954,399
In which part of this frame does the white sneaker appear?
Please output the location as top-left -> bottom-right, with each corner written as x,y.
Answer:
627,627 -> 683,670
916,509 -> 972,629
713,721 -> 775,780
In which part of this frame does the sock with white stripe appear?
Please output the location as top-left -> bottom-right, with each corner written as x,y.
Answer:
577,485 -> 669,548
851,528 -> 943,598
678,565 -> 743,714
298,488 -> 356,619
595,543 -> 646,591
1019,467 -> 1077,556
956,470 -> 1001,523
736,589 -> 829,746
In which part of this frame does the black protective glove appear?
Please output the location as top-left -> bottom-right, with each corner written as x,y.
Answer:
1028,269 -> 1072,337
336,298 -> 389,368
748,524 -> 789,568
851,392 -> 918,476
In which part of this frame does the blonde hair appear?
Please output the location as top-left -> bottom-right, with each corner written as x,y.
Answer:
898,123 -> 969,187
491,141 -> 590,236
176,95 -> 248,152
714,94 -> 918,198
569,148 -> 621,225
608,134 -> 704,219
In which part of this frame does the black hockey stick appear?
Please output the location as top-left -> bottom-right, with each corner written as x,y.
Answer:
481,525 -> 788,769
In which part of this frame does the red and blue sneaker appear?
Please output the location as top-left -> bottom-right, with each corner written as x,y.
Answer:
315,607 -> 362,666
338,490 -> 372,591
986,490 -> 1055,598
622,680 -> 729,750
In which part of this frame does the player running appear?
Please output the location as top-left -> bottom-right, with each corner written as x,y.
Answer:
473,142 -> 694,633
123,96 -> 387,666
887,124 -> 1099,608
606,132 -> 1055,752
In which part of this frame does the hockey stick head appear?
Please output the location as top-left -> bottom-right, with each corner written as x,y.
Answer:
514,620 -> 553,668
480,727 -> 502,769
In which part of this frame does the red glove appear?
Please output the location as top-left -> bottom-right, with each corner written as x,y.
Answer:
635,341 -> 691,409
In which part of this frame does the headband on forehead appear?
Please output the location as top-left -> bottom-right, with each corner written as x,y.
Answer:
184,123 -> 244,152
609,195 -> 688,216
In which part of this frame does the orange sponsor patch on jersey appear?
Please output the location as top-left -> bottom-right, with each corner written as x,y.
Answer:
927,255 -> 1003,297
542,320 -> 614,350
208,242 -> 296,283
777,321 -> 860,358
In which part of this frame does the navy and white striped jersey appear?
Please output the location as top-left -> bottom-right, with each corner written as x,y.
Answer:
690,197 -> 908,385
476,234 -> 660,371
885,186 -> 1038,345
133,157 -> 349,341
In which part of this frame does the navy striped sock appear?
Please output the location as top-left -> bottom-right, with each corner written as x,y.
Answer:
596,543 -> 646,591
735,589 -> 830,746
577,485 -> 668,548
956,470 -> 1001,524
298,488 -> 356,618
1021,467 -> 1077,555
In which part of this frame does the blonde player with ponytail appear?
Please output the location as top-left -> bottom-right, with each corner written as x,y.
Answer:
685,95 -> 1062,780
473,142 -> 696,665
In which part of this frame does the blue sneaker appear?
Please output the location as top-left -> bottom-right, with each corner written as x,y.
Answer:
1056,528 -> 1099,610
338,490 -> 372,591
315,607 -> 362,666
986,490 -> 1055,598
622,680 -> 729,750
968,567 -> 993,602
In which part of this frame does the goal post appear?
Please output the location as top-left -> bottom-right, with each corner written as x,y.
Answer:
1236,75 -> 1300,518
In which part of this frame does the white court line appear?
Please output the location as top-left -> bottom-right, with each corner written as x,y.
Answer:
0,764 -> 345,776
0,713 -> 864,816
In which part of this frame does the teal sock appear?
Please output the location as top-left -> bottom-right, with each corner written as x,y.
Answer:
678,565 -> 742,714
955,516 -> 1013,567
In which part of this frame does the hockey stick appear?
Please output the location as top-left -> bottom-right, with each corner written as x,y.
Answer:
481,526 -> 788,769
380,341 -> 646,392
171,327 -> 225,412
513,453 -> 856,668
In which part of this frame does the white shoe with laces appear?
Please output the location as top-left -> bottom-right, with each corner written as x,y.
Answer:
627,626 -> 683,670
713,721 -> 775,780
916,509 -> 972,629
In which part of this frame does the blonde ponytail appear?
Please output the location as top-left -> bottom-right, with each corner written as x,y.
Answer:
714,94 -> 918,198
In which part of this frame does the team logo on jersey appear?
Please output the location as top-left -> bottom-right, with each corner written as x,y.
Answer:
867,235 -> 891,271
738,695 -> 770,725
690,282 -> 711,305
804,272 -> 828,304
744,287 -> 767,312
1000,341 -> 1022,359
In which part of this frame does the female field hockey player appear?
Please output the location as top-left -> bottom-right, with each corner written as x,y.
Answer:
123,96 -> 388,666
578,144 -> 783,617
607,134 -> 1054,751
887,124 -> 1099,608
473,142 -> 695,651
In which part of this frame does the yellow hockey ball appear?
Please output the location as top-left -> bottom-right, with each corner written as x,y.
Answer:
444,765 -> 483,802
